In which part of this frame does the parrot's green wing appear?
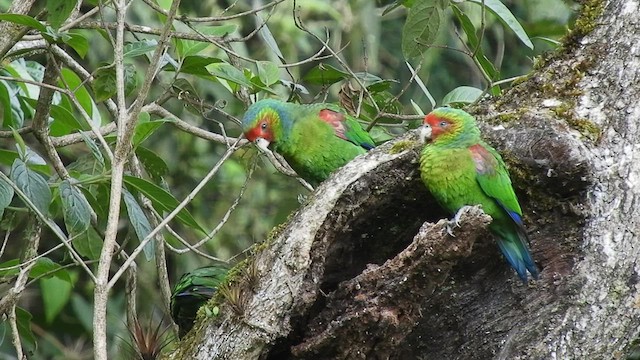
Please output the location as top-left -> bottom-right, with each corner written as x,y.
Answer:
470,143 -> 522,216
316,106 -> 375,150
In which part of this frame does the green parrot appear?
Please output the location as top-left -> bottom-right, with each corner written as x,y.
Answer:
241,99 -> 375,186
418,107 -> 539,282
170,265 -> 228,337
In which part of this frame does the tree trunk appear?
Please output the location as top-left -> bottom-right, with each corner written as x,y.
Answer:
175,1 -> 640,358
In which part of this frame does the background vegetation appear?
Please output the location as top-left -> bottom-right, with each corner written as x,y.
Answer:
0,0 -> 574,358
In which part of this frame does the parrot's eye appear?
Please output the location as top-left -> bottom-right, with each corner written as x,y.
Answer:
439,121 -> 448,127
261,122 -> 268,130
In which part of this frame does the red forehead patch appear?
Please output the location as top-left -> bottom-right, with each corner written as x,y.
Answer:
423,113 -> 441,126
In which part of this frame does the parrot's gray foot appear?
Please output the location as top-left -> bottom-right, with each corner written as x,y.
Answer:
445,206 -> 476,237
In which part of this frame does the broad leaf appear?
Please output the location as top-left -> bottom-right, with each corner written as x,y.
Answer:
124,39 -> 158,59
123,189 -> 154,261
303,63 -> 350,85
402,0 -> 443,58
256,61 -> 280,86
29,257 -> 71,282
123,175 -> 204,232
442,86 -> 484,105
0,176 -> 14,218
451,5 -> 498,80
0,14 -> 46,33
40,276 -> 73,323
46,0 -> 76,29
468,0 -> 534,50
73,226 -> 102,260
179,56 -> 222,76
208,62 -> 254,89
59,179 -> 92,234
92,64 -> 137,102
11,158 -> 51,215
15,307 -> 36,352
136,146 -> 169,180
60,68 -> 100,126
64,31 -> 89,58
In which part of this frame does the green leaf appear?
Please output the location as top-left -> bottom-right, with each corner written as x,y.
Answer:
468,0 -> 534,50
80,132 -> 105,169
123,189 -> 154,261
133,116 -> 172,146
0,14 -> 46,33
123,175 -> 205,233
303,63 -> 350,85
46,0 -> 76,29
64,31 -> 90,58
59,179 -> 92,234
258,22 -> 284,61
0,176 -> 14,218
450,5 -> 498,81
136,146 -> 169,180
60,68 -> 100,126
124,39 -> 158,59
49,102 -> 86,136
442,86 -> 484,105
92,64 -> 137,102
15,307 -> 36,351
29,257 -> 71,282
178,56 -> 222,76
40,275 -> 74,323
0,80 -> 25,128
0,259 -> 20,277
73,226 -> 102,260
208,62 -> 253,90
11,158 -> 51,215
256,61 -> 280,86
402,0 -> 443,58
70,294 -> 93,332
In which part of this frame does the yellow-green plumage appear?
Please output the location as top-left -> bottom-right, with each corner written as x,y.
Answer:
242,99 -> 375,186
419,107 -> 539,282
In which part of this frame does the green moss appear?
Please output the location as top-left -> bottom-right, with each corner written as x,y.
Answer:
562,0 -> 605,49
389,139 -> 416,154
551,102 -> 602,142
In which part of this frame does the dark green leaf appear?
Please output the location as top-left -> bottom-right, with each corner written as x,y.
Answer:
468,0 -> 533,49
49,103 -> 86,136
0,14 -> 46,33
0,149 -> 19,166
258,22 -> 284,61
80,132 -> 105,169
136,146 -> 169,180
442,86 -> 484,105
15,307 -> 36,351
133,117 -> 172,146
11,158 -> 51,215
451,5 -> 498,81
29,257 -> 71,282
256,61 -> 280,86
402,0 -> 442,58
124,39 -> 158,59
59,179 -> 92,234
178,56 -> 221,76
92,64 -> 137,102
64,31 -> 89,58
303,63 -> 350,85
123,189 -> 154,261
46,0 -> 76,29
73,226 -> 102,260
123,175 -> 205,233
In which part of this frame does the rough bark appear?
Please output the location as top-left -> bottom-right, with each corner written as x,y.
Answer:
177,0 -> 640,358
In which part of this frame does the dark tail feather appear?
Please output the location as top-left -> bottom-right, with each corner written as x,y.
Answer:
496,228 -> 539,283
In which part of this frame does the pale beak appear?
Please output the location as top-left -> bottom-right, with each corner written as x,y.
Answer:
255,137 -> 271,152
419,124 -> 432,143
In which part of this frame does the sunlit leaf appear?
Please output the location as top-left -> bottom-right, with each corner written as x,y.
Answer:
123,189 -> 154,261
60,68 -> 100,126
442,86 -> 484,105
40,275 -> 73,323
208,62 -> 253,89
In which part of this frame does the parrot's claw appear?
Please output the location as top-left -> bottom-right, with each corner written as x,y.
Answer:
444,206 -> 475,237
297,194 -> 308,204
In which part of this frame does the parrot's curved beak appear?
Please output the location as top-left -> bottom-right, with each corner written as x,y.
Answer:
419,124 -> 432,143
255,137 -> 271,152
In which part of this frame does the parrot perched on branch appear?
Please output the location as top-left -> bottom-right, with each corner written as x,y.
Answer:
241,99 -> 376,186
418,107 -> 539,283
170,265 -> 228,337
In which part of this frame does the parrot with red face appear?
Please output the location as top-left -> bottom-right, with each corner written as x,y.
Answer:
241,99 -> 375,186
419,107 -> 539,282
